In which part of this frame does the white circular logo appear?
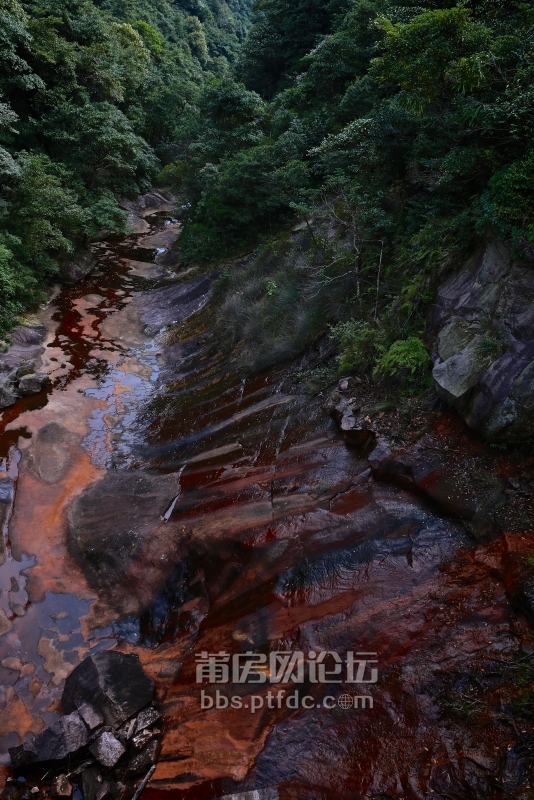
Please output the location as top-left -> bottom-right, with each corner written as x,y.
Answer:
338,694 -> 354,710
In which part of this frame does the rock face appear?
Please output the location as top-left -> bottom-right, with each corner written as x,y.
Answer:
62,651 -> 154,728
429,241 -> 534,441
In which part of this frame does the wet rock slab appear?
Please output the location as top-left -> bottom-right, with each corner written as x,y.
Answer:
137,272 -> 214,330
323,381 -> 511,540
368,434 -> 507,540
67,470 -> 181,608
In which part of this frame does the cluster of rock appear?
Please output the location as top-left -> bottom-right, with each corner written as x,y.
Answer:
321,377 -> 391,448
6,652 -> 161,800
0,360 -> 50,410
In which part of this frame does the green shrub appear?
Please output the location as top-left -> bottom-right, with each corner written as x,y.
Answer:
373,337 -> 429,387
330,319 -> 385,375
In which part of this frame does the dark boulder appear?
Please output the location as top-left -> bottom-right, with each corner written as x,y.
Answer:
322,388 -> 392,448
60,248 -> 95,285
9,711 -> 89,766
123,738 -> 160,777
82,766 -> 111,800
9,361 -> 36,381
134,707 -> 161,734
52,775 -> 73,797
62,651 -> 154,729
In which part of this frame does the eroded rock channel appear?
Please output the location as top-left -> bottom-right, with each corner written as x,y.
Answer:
0,199 -> 533,800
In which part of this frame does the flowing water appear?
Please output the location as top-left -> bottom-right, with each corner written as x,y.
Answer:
0,208 -> 532,800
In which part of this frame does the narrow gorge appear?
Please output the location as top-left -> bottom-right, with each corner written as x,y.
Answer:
1,1 -> 534,797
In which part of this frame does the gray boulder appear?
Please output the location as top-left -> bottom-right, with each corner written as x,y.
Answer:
0,380 -> 16,409
90,730 -> 126,768
18,373 -> 50,396
429,241 -> 534,441
14,361 -> 36,380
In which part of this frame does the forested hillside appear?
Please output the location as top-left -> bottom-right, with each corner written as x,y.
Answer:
0,0 -> 251,332
2,0 -> 534,389
169,0 -> 534,379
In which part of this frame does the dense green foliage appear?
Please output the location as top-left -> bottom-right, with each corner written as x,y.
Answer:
167,0 -> 534,381
0,0 -> 252,331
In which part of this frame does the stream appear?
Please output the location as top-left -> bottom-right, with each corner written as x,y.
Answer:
0,201 -> 532,800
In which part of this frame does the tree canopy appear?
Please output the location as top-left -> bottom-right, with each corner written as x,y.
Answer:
0,0 -> 252,331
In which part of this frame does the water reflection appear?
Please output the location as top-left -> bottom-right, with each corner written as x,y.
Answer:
0,208 -> 181,759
